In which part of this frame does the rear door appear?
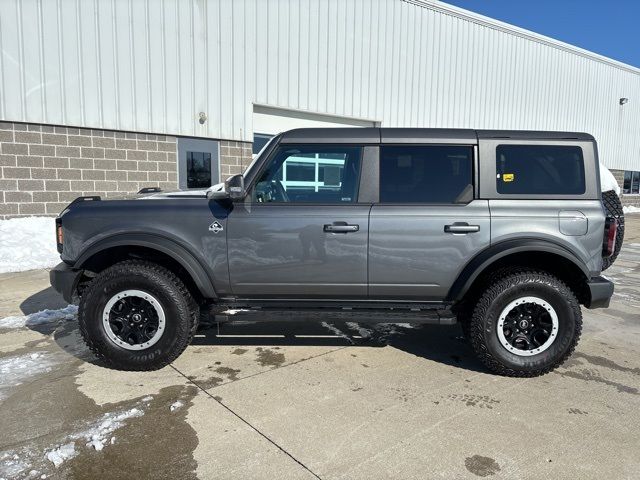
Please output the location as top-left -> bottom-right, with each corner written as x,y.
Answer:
368,135 -> 490,301
226,143 -> 371,299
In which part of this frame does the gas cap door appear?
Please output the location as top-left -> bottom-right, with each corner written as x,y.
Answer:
559,210 -> 588,236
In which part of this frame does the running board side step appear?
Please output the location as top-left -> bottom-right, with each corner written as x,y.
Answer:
209,307 -> 457,325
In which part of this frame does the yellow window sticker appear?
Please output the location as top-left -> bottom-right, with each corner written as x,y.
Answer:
502,173 -> 515,182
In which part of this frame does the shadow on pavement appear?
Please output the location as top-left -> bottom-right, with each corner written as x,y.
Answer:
20,285 -> 68,314
21,286 -> 487,374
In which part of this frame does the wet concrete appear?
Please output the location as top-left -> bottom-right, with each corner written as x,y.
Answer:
1,216 -> 639,479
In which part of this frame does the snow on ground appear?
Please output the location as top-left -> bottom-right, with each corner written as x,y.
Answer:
320,322 -> 353,343
624,205 -> 640,214
1,404 -> 147,477
170,400 -> 184,412
0,305 -> 77,330
345,322 -> 374,338
0,217 -> 59,274
0,352 -> 56,401
45,443 -> 76,468
0,451 -> 32,479
70,407 -> 144,453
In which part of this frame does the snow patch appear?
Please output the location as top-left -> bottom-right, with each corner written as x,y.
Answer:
0,451 -> 30,478
345,322 -> 374,338
599,163 -> 620,195
71,407 -> 144,451
2,405 -> 144,476
0,217 -> 60,273
45,443 -> 76,468
222,309 -> 250,315
0,352 -> 56,401
320,322 -> 353,343
0,305 -> 78,330
170,400 -> 184,412
623,205 -> 640,214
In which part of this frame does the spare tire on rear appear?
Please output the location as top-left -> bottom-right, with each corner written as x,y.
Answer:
601,190 -> 624,271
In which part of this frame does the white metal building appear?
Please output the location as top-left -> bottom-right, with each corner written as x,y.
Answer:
1,0 -> 639,216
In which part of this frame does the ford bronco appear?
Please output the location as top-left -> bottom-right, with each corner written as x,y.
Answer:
50,128 -> 619,376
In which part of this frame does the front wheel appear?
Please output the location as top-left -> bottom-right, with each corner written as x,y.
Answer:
78,260 -> 198,371
468,270 -> 582,377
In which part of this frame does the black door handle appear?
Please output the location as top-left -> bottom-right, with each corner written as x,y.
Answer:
324,223 -> 359,233
444,222 -> 480,234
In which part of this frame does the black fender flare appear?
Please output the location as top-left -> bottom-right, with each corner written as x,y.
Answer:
446,238 -> 590,302
75,233 -> 217,299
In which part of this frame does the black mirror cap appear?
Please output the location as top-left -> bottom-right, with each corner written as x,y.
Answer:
226,174 -> 245,201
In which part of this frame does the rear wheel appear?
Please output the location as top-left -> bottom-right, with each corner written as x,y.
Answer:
79,260 -> 198,371
468,270 -> 582,377
601,190 -> 624,271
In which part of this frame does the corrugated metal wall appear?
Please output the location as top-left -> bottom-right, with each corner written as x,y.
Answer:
1,0 -> 639,170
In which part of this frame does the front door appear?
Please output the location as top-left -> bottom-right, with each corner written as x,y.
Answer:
368,144 -> 490,301
227,144 -> 368,299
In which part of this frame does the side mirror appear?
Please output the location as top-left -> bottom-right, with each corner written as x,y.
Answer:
207,174 -> 245,201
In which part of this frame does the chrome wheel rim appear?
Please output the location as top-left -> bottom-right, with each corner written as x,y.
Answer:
497,296 -> 558,357
102,289 -> 165,351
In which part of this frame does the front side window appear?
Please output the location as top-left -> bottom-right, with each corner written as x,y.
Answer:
252,145 -> 362,203
496,145 -> 585,195
379,145 -> 473,203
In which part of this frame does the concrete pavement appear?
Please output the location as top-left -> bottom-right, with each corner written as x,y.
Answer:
1,216 -> 639,479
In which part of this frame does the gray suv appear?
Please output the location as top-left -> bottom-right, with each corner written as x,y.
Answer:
50,128 -> 618,376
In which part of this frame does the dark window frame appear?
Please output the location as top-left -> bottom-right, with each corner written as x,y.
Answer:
377,144 -> 476,205
495,144 -> 586,196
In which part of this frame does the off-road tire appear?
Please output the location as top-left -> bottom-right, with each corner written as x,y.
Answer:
469,270 -> 582,377
79,260 -> 198,371
601,190 -> 624,271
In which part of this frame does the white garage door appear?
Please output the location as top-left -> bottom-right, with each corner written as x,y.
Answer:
252,104 -> 379,154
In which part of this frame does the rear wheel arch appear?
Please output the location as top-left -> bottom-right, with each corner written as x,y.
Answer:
448,240 -> 590,306
75,234 -> 217,301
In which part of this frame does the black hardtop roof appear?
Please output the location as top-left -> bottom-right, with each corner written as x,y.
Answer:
279,127 -> 595,144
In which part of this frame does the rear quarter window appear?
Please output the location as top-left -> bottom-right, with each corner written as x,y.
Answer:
496,145 -> 585,195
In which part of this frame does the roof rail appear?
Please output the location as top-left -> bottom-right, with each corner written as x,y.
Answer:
70,196 -> 101,205
138,187 -> 163,194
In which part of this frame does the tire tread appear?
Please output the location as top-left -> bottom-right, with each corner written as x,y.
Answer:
78,259 -> 198,371
469,269 -> 582,377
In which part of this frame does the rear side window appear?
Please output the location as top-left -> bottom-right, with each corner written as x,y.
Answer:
380,145 -> 473,203
496,145 -> 585,195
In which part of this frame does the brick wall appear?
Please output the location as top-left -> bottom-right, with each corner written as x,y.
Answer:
0,121 -> 178,219
219,140 -> 253,179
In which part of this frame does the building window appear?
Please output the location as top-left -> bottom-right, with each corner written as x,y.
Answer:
177,137 -> 219,189
496,145 -> 585,195
253,133 -> 274,155
624,170 -> 640,194
379,145 -> 473,204
186,152 -> 212,188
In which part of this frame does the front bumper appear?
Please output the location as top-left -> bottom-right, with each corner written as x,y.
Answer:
585,276 -> 614,309
50,262 -> 82,304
